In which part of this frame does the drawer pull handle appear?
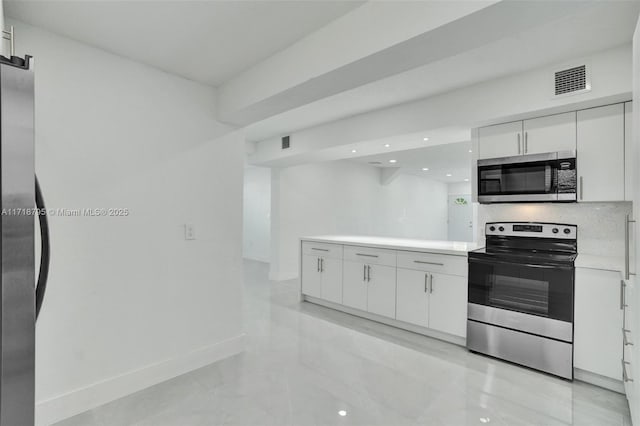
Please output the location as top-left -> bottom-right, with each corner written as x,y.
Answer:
414,260 -> 444,266
311,248 -> 329,252
357,253 -> 379,258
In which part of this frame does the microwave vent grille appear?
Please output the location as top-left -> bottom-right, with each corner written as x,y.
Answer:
554,65 -> 587,96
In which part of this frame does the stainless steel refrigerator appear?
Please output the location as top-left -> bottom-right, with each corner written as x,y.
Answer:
0,50 -> 50,425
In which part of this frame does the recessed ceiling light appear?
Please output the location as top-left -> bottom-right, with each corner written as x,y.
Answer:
389,159 -> 397,163
338,410 -> 347,417
480,418 -> 490,424
422,167 -> 429,171
468,149 -> 473,153
351,149 -> 357,153
446,173 -> 452,177
384,144 -> 390,148
423,137 -> 429,141
464,178 -> 469,182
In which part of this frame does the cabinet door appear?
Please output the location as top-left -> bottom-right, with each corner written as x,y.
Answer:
574,268 -> 623,380
428,273 -> 468,338
478,121 -> 522,160
396,268 -> 429,327
523,111 -> 576,155
301,255 -> 322,298
625,102 -> 634,202
577,104 -> 625,202
320,257 -> 343,304
366,264 -> 397,319
342,260 -> 367,311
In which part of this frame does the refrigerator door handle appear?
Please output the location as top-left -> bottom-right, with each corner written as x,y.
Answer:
35,176 -> 50,320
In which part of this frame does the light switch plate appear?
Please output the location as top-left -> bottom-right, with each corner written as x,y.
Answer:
184,224 -> 195,240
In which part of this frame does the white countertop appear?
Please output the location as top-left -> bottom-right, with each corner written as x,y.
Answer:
575,254 -> 625,274
301,235 -> 480,256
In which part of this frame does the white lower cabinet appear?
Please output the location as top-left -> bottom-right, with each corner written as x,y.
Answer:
302,241 -> 468,340
396,268 -> 467,337
301,254 -> 322,298
366,264 -> 397,318
396,268 -> 429,327
301,243 -> 344,304
428,273 -> 467,337
343,260 -> 368,311
320,257 -> 343,304
574,268 -> 623,380
343,260 -> 396,319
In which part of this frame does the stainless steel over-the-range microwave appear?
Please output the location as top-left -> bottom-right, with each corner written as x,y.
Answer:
477,151 -> 577,204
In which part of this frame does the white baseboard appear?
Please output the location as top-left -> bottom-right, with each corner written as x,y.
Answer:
574,367 -> 625,394
36,333 -> 246,426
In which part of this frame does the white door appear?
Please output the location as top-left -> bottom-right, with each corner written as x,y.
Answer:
366,264 -> 397,319
523,111 -> 576,155
396,268 -> 429,327
447,194 -> 473,242
342,260 -> 367,311
320,257 -> 343,304
301,254 -> 321,298
574,268 -> 623,379
428,273 -> 468,338
577,103 -> 625,202
478,121 -> 522,160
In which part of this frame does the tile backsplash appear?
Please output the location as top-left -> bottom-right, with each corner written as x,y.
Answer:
477,202 -> 632,257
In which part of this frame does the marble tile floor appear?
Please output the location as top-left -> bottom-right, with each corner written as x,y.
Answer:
56,260 -> 631,426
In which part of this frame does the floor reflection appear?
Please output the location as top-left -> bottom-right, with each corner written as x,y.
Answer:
56,260 -> 631,426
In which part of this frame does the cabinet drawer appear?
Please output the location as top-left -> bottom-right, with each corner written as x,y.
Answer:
301,241 -> 343,259
397,251 -> 467,277
343,245 -> 396,267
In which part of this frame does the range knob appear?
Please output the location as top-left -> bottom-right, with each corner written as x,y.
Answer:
498,226 -> 505,232
564,228 -> 571,234
489,226 -> 496,232
552,228 -> 559,234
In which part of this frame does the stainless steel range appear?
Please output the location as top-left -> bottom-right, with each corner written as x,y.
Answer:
467,222 -> 577,379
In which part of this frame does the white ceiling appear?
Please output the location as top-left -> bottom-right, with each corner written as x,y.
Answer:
350,141 -> 473,184
5,0 -> 363,86
244,0 -> 640,142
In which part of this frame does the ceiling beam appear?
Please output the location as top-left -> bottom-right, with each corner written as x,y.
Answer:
217,1 -> 598,126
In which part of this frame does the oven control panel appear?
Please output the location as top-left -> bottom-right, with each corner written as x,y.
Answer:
486,222 -> 577,239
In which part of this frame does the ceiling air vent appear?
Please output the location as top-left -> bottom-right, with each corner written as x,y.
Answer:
281,136 -> 290,150
554,65 -> 588,96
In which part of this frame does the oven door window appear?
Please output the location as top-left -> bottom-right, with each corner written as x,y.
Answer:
478,160 -> 557,196
468,257 -> 573,322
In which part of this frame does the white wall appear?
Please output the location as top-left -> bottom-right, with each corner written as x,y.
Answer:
270,162 -> 448,280
9,19 -> 246,425
447,181 -> 471,195
243,166 -> 271,263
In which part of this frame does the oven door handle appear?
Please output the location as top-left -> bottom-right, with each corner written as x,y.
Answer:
468,257 -> 574,270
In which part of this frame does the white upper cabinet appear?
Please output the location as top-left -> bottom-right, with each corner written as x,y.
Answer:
625,101 -> 634,202
577,103 -> 625,202
478,121 -> 522,160
522,112 -> 576,155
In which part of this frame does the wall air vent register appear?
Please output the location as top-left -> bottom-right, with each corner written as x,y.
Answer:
554,64 -> 590,97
